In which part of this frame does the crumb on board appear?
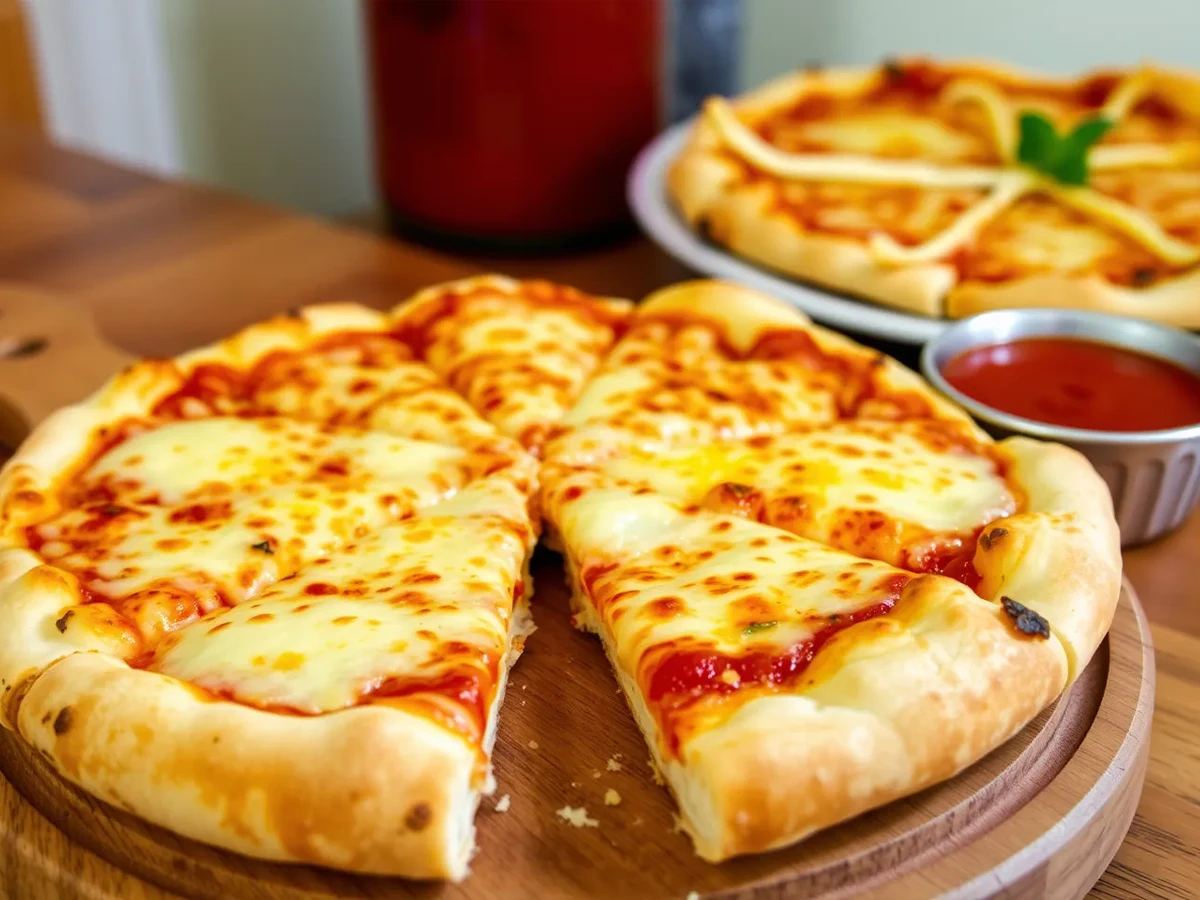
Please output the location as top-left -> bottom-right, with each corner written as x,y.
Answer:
494,794 -> 511,813
528,740 -> 539,750
521,683 -> 527,690
649,759 -> 665,785
606,756 -> 622,772
520,699 -> 526,706
632,816 -> 644,826
672,815 -> 685,834
556,805 -> 599,828
592,769 -> 602,779
686,892 -> 700,900
571,781 -> 581,787
604,789 -> 621,807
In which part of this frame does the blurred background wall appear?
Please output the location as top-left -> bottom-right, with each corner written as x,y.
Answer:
14,0 -> 1200,218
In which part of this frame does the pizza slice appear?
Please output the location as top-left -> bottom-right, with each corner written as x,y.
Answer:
541,460 -> 1117,861
0,304 -> 540,879
544,280 -> 976,466
391,276 -> 632,453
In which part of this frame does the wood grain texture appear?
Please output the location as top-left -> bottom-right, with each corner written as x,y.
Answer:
0,0 -> 41,132
0,124 -> 1191,897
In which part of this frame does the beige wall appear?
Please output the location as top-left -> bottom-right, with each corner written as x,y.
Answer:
740,0 -> 1200,88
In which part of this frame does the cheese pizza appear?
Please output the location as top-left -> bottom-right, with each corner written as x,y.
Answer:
0,304 -> 540,879
542,280 -> 1120,861
392,276 -> 631,453
0,276 -> 1121,878
669,58 -> 1200,325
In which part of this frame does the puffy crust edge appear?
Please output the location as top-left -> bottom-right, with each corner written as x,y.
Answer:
676,574 -> 1068,860
18,652 -> 479,879
948,269 -> 1200,329
972,438 -> 1122,681
667,59 -> 1200,325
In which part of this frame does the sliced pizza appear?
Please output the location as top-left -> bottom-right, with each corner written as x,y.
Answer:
544,280 -> 977,466
670,58 -> 1200,325
541,448 -> 1118,861
391,276 -> 632,453
0,303 -> 539,879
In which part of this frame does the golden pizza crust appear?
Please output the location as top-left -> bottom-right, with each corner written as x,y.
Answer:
973,438 -> 1122,679
669,59 -> 1200,323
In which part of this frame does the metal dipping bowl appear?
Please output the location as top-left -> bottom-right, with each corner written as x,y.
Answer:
921,309 -> 1200,547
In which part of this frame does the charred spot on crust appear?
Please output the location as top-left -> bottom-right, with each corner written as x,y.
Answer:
55,610 -> 74,633
285,307 -> 305,320
881,57 -> 906,82
1001,596 -> 1050,639
40,712 -> 50,725
979,527 -> 1008,551
99,504 -> 125,517
1131,267 -> 1157,287
695,216 -> 715,243
405,802 -> 432,831
251,540 -> 274,555
53,707 -> 73,735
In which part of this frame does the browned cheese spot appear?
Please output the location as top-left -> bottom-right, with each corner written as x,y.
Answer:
979,527 -> 1009,551
405,803 -> 432,831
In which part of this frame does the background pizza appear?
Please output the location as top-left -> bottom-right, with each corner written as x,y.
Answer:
0,277 -> 1120,880
669,58 -> 1200,325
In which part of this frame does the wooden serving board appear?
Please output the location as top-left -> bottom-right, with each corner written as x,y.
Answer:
0,287 -> 1156,899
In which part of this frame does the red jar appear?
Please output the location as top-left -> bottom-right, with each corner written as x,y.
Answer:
365,0 -> 662,248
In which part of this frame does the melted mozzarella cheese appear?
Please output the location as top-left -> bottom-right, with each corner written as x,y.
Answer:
410,288 -> 627,449
88,418 -> 472,506
153,510 -> 527,714
553,335 -> 840,462
37,418 -> 535,647
253,357 -> 498,447
596,421 -> 1013,560
783,112 -> 988,161
552,486 -> 905,662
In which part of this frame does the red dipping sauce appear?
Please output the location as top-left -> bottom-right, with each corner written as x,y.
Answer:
942,337 -> 1200,432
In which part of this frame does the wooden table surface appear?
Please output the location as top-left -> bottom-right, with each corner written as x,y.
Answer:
0,123 -> 1196,899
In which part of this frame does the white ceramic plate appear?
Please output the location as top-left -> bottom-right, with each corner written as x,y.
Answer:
627,121 -> 948,345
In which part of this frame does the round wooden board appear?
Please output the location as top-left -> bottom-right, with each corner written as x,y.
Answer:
0,287 -> 1155,899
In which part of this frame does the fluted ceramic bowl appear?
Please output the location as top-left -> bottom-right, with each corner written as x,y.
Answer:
921,308 -> 1200,547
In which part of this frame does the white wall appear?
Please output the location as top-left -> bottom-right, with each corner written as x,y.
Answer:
740,0 -> 1200,88
26,0 -> 373,218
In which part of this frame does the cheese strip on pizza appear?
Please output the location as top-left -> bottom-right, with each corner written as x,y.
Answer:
0,305 -> 539,879
391,276 -> 632,453
669,58 -> 1200,325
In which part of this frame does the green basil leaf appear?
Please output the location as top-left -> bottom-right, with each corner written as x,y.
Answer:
1016,111 -> 1112,186
1016,112 -> 1060,169
1052,116 -> 1114,185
